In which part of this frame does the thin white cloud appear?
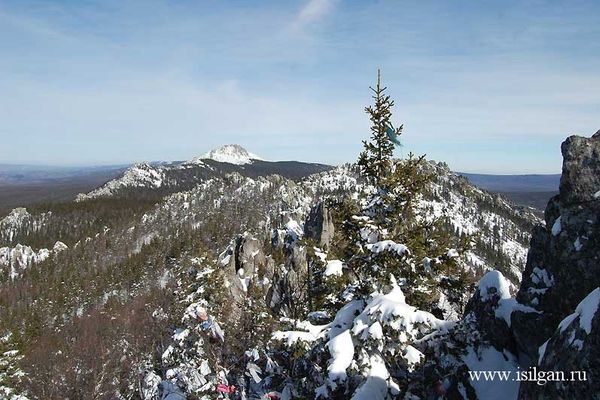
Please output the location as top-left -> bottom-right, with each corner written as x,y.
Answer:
0,74 -> 365,165
293,0 -> 337,30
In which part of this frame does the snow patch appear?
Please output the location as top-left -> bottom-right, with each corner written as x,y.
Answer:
574,237 -> 583,251
494,298 -> 539,327
530,267 -> 554,288
557,287 -> 600,335
324,260 -> 344,277
194,144 -> 263,165
367,240 -> 409,256
478,271 -> 511,301
446,248 -> 459,258
327,300 -> 364,382
403,345 -> 424,368
463,346 -> 520,400
551,216 -> 562,236
352,276 -> 447,340
351,354 -> 389,400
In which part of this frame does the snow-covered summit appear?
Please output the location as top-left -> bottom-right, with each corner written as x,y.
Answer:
191,144 -> 263,165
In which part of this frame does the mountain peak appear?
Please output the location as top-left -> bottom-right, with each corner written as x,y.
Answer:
191,144 -> 263,165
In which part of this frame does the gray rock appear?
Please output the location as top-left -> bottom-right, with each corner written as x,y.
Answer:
519,288 -> 600,400
233,235 -> 267,278
560,131 -> 600,205
511,131 -> 600,367
304,202 -> 335,251
267,244 -> 309,317
222,234 -> 268,300
464,280 -> 517,355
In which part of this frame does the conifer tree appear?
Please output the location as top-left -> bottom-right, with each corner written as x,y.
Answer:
333,71 -> 472,312
357,69 -> 402,191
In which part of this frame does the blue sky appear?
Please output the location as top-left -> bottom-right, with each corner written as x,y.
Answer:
0,0 -> 598,173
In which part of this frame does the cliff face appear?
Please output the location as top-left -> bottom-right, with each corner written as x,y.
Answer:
511,131 -> 600,398
512,131 -> 600,358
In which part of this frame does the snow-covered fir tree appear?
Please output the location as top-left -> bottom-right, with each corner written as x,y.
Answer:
270,72 -> 474,399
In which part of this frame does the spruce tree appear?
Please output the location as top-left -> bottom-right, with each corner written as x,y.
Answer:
357,69 -> 402,191
334,71 -> 472,312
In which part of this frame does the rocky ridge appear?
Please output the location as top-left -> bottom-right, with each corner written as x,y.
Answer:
439,130 -> 600,399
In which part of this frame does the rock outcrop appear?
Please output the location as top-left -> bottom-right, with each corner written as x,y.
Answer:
438,131 -> 600,399
519,288 -> 600,399
498,130 -> 600,398
512,131 -> 600,361
559,130 -> 600,205
463,271 -> 524,355
268,244 -> 309,316
304,202 -> 335,251
220,234 -> 271,300
0,241 -> 68,281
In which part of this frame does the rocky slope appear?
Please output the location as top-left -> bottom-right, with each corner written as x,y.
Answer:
429,130 -> 600,399
514,130 -> 600,398
0,146 -> 544,399
75,146 -> 332,201
0,160 -> 539,290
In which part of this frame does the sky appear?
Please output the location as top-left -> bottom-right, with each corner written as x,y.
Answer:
0,0 -> 598,173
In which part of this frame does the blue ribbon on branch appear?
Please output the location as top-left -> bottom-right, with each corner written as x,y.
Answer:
386,123 -> 402,146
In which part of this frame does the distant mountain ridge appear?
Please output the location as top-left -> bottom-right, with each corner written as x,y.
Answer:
458,172 -> 561,211
75,145 -> 333,201
459,172 -> 560,192
0,148 -> 562,213
191,144 -> 264,165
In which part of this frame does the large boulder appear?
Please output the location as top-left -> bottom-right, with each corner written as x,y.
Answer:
512,131 -> 600,360
463,271 -> 521,354
304,202 -> 335,251
267,244 -> 309,316
233,235 -> 268,277
519,288 -> 600,399
559,130 -> 600,205
220,234 -> 269,299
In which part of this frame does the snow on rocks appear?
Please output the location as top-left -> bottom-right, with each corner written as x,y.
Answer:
193,144 -> 263,165
76,163 -> 166,200
530,267 -> 554,288
53,241 -> 68,252
0,208 -> 31,236
462,346 -> 521,400
557,287 -> 600,335
494,298 -> 539,327
475,271 -> 539,327
0,242 -> 66,280
478,271 -> 511,301
551,216 -> 562,236
285,219 -> 304,242
367,240 -> 409,256
0,208 -> 42,243
324,260 -> 344,277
